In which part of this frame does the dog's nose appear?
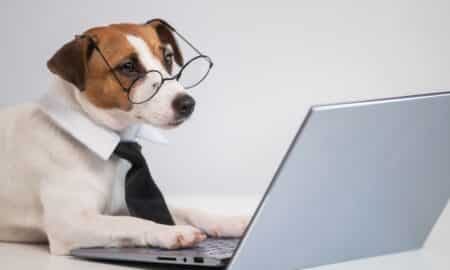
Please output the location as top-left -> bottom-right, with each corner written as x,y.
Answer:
172,94 -> 196,118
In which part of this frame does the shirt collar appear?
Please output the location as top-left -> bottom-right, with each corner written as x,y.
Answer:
38,91 -> 168,161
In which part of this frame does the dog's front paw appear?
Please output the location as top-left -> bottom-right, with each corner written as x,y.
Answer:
200,215 -> 251,238
149,225 -> 206,249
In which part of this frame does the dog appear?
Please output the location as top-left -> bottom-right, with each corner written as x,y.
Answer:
0,20 -> 249,255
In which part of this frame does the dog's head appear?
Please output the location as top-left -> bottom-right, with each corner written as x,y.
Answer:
47,20 -> 198,130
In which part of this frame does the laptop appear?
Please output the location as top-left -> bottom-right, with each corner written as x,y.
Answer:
71,91 -> 450,269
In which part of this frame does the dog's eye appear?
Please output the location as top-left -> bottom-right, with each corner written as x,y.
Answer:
165,53 -> 173,64
118,60 -> 138,76
163,47 -> 174,65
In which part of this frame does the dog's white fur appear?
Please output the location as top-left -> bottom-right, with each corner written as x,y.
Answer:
0,34 -> 248,255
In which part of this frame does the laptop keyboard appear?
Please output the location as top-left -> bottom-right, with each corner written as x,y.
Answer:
196,238 -> 240,258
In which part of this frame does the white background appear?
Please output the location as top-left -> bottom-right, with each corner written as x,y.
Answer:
1,1 -> 449,204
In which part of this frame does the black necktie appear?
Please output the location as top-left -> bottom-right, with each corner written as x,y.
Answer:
114,141 -> 175,225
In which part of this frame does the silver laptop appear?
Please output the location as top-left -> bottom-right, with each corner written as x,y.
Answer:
71,91 -> 450,269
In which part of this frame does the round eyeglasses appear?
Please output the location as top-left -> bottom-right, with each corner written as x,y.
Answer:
77,19 -> 213,104
126,55 -> 213,104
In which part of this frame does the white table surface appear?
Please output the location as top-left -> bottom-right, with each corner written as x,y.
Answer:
1,197 -> 449,270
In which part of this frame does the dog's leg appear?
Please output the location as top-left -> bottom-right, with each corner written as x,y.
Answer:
44,213 -> 206,255
40,185 -> 206,255
171,208 -> 251,238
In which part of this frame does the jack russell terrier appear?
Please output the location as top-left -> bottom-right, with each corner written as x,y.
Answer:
0,19 -> 249,255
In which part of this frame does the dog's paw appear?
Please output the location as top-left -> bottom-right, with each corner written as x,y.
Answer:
48,240 -> 72,256
199,215 -> 251,238
148,225 -> 207,249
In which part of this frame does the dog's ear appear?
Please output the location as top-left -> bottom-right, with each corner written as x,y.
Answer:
148,20 -> 184,68
47,36 -> 94,91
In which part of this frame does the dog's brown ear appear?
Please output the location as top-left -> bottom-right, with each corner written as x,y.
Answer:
47,36 -> 93,91
148,20 -> 184,68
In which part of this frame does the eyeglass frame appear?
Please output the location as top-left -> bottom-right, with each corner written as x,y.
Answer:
77,18 -> 214,104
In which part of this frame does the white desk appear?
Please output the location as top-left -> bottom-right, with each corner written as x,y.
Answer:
1,197 -> 448,270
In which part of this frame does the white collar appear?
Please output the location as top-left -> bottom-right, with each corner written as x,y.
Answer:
38,91 -> 168,161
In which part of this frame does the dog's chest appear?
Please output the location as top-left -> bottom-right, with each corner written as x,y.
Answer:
105,157 -> 130,215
